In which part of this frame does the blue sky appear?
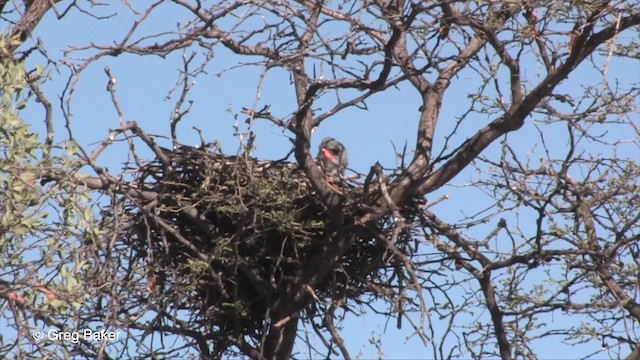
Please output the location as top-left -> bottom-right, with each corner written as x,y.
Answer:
6,1 -> 639,358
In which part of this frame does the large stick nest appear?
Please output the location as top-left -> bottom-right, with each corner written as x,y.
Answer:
115,144 -> 422,340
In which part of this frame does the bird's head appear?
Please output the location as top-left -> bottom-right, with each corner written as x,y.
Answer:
317,137 -> 348,175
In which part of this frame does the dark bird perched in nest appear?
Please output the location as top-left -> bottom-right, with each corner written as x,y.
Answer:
317,137 -> 348,176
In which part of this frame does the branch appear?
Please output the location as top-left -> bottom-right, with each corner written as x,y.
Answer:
325,305 -> 351,360
391,5 -> 521,204
416,11 -> 640,195
27,80 -> 53,157
4,0 -> 53,54
479,273 -> 512,360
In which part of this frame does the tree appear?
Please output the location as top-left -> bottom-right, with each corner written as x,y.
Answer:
1,1 -> 639,359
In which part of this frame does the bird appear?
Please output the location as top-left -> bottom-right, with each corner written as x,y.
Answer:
317,137 -> 348,176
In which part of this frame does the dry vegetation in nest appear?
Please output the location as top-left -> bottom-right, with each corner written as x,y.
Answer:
113,144 -> 424,342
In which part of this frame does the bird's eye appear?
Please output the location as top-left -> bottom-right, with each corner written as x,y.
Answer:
330,148 -> 340,155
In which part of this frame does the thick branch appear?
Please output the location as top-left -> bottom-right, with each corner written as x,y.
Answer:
391,5 -> 520,204
4,0 -> 53,54
479,274 -> 512,360
416,11 -> 640,195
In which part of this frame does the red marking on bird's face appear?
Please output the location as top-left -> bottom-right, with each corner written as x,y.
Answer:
321,147 -> 336,161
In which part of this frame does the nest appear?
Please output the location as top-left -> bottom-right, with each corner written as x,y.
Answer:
117,144 -> 420,341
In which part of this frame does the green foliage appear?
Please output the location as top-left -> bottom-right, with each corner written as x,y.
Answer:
0,46 -> 103,358
0,53 -> 41,247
